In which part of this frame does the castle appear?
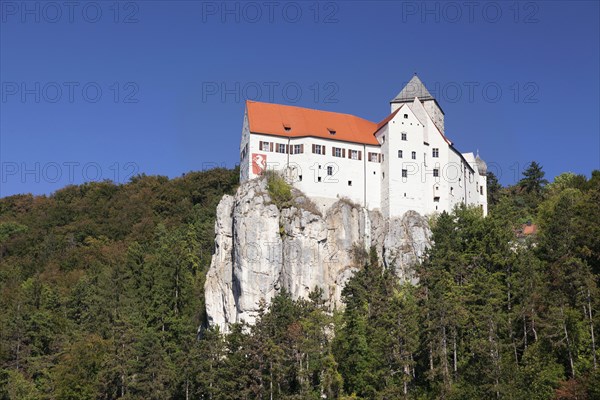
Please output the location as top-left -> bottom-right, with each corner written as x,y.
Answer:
239,75 -> 488,217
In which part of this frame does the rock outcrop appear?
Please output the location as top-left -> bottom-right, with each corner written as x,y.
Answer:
204,178 -> 432,331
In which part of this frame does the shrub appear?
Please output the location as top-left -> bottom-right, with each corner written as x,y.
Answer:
266,170 -> 293,208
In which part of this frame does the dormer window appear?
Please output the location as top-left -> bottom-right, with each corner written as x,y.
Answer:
328,128 -> 336,135
283,123 -> 291,132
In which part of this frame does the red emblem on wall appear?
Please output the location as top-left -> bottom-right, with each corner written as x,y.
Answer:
252,153 -> 267,175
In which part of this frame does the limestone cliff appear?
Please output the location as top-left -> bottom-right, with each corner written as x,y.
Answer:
204,178 -> 431,331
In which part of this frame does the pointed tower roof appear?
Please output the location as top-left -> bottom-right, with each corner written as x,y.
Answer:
391,74 -> 435,103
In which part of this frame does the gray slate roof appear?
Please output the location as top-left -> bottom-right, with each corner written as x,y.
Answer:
391,75 -> 435,103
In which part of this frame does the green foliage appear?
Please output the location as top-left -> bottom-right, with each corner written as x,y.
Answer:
486,171 -> 502,207
519,161 -> 549,196
0,167 -> 238,399
334,248 -> 421,398
266,170 -> 293,208
1,369 -> 42,400
1,164 -> 599,399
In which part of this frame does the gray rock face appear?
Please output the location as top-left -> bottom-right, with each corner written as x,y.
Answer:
204,178 -> 432,332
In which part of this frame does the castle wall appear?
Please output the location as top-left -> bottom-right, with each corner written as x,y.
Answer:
240,95 -> 487,218
245,133 -> 381,211
386,106 -> 428,217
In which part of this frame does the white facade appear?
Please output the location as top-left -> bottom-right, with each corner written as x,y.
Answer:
239,76 -> 488,218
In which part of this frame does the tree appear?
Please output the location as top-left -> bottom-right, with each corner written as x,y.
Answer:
519,161 -> 548,196
52,334 -> 108,400
486,171 -> 502,207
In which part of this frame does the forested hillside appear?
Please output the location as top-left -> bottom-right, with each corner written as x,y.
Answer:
1,164 -> 599,399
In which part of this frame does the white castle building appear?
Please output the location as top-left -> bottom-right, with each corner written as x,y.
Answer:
239,75 -> 488,217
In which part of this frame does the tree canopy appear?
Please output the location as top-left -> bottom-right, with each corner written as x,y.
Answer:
1,164 -> 599,399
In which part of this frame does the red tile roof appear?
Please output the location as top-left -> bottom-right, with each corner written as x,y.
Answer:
246,101 -> 381,145
522,224 -> 538,235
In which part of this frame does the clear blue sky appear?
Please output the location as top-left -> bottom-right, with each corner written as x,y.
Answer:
1,0 -> 599,197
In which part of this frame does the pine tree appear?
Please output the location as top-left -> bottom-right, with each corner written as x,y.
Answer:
519,161 -> 548,196
486,171 -> 503,207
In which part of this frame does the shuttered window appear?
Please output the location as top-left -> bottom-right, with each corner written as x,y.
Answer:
347,150 -> 362,160
260,141 -> 271,152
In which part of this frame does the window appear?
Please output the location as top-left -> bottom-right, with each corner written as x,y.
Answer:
349,150 -> 359,160
450,187 -> 454,195
402,169 -> 408,178
382,135 -> 385,143
411,151 -> 416,160
433,168 -> 439,177
369,152 -> 379,162
404,114 -> 408,119
276,143 -> 286,153
348,181 -> 352,186
312,144 -> 324,155
292,144 -> 303,154
260,141 -> 271,152
398,150 -> 403,158
401,132 -> 407,141
327,166 -> 333,176
480,186 -> 484,195
332,147 -> 346,158
318,177 -> 322,182
432,148 -> 439,158
298,175 -> 302,181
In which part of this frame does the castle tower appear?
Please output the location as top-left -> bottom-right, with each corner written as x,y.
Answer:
391,74 -> 445,134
